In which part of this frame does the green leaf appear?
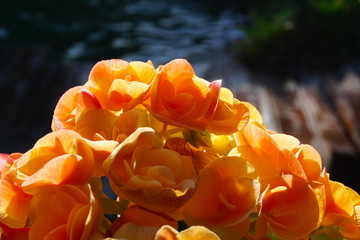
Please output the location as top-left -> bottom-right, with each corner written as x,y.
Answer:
100,198 -> 130,215
182,129 -> 212,148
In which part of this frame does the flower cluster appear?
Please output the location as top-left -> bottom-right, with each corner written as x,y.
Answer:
0,59 -> 359,240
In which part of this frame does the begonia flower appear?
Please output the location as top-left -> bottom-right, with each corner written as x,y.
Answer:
144,59 -> 249,135
104,127 -> 197,215
14,130 -> 95,193
321,173 -> 360,239
259,174 -> 323,239
28,184 -> 103,240
0,130 -> 115,200
52,86 -> 101,131
155,225 -> 220,240
85,59 -> 156,111
107,205 -> 177,240
0,167 -> 32,228
232,121 -> 286,188
0,153 -> 32,228
73,108 -> 149,143
183,156 -> 260,228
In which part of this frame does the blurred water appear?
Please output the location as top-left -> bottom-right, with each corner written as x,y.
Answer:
62,0 -> 246,65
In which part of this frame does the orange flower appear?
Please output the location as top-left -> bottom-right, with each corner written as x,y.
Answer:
13,130 -> 95,194
145,59 -> 249,134
107,205 -> 177,240
232,121 -> 286,187
28,184 -> 103,240
85,59 -> 156,111
73,108 -> 149,143
0,131 -> 109,229
0,153 -> 32,228
155,225 -> 220,240
183,156 -> 260,228
322,174 -> 360,239
270,133 -> 323,184
205,88 -> 250,135
0,168 -> 32,228
104,127 -> 197,214
52,86 -> 101,131
259,174 -> 323,239
233,119 -> 324,190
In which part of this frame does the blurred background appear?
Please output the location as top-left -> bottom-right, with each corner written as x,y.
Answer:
0,0 -> 359,191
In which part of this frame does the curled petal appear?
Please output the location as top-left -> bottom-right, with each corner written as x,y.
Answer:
21,153 -> 93,193
103,127 -> 157,172
0,174 -> 32,228
206,99 -> 249,135
29,184 -> 103,240
184,156 -> 260,227
86,59 -> 155,111
260,174 -> 322,239
109,206 -> 177,240
146,59 -> 249,134
155,225 -> 220,240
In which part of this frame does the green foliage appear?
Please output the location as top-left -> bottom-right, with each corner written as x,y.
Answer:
235,0 -> 360,73
182,129 -> 213,148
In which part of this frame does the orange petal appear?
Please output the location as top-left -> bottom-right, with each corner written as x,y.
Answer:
206,100 -> 249,135
22,154 -> 82,193
270,133 -> 300,150
86,59 -> 129,92
184,156 -> 260,227
52,86 -> 83,130
160,59 -> 194,83
261,174 -> 322,239
177,226 -> 221,240
297,144 -> 322,182
110,206 -> 177,239
127,61 -> 156,85
103,127 -> 157,172
0,175 -> 32,228
74,109 -> 117,140
107,79 -> 149,111
29,216 -> 66,240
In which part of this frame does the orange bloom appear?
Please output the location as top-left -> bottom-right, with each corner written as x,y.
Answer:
145,59 -> 249,134
73,108 -> 149,143
0,131 -> 108,229
85,59 -> 156,111
0,169 -> 32,228
52,86 -> 101,131
28,184 -> 103,240
183,156 -> 260,228
322,174 -> 360,239
107,205 -> 177,240
13,130 -> 95,194
205,88 -> 250,135
271,133 -> 323,184
233,119 -> 324,190
0,153 -> 32,228
259,174 -> 323,239
155,225 -> 220,240
233,121 -> 286,187
104,127 -> 197,214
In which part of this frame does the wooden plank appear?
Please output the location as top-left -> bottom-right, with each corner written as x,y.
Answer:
333,71 -> 360,152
